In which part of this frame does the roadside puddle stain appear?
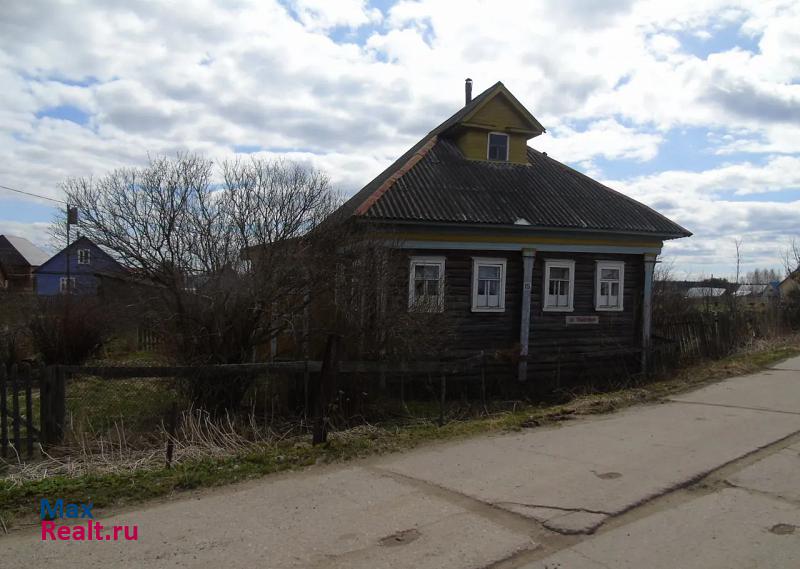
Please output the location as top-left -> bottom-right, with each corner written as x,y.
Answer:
769,524 -> 795,535
379,528 -> 421,546
592,471 -> 622,480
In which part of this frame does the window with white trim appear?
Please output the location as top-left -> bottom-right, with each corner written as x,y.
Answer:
595,261 -> 624,311
59,277 -> 76,294
472,257 -> 506,312
78,249 -> 90,264
543,259 -> 575,311
408,257 -> 445,312
487,132 -> 509,161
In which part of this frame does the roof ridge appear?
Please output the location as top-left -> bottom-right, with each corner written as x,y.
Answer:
354,136 -> 438,215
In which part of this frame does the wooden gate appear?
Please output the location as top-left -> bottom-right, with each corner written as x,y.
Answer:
0,363 -> 38,459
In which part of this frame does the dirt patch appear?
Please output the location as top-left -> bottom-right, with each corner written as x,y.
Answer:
592,471 -> 623,480
379,528 -> 421,546
769,523 -> 796,535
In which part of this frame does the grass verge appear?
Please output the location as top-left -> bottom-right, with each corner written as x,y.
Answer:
2,336 -> 799,531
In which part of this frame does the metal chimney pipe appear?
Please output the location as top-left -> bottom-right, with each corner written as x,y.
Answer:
465,78 -> 473,104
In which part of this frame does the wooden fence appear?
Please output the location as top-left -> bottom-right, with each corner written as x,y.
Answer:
0,363 -> 39,459
652,309 -> 787,366
31,338 -> 486,454
137,324 -> 161,351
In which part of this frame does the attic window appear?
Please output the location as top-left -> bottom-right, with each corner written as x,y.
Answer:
78,249 -> 90,264
487,132 -> 509,161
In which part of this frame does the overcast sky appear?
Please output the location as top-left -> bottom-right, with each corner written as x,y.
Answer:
1,0 -> 798,279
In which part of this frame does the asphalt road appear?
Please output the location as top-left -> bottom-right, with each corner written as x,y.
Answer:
4,355 -> 800,568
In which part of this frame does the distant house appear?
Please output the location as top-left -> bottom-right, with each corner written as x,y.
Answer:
685,287 -> 727,300
34,236 -> 125,295
327,79 -> 691,381
733,283 -> 779,304
0,234 -> 50,291
778,271 -> 799,299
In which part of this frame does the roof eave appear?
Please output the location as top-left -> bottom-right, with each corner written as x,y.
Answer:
354,218 -> 691,240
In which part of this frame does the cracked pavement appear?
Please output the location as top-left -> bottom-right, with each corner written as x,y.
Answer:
3,355 -> 800,568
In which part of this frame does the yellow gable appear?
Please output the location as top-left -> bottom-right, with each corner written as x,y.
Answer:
467,93 -> 536,133
449,84 -> 544,164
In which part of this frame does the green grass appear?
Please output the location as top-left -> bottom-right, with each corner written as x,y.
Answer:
2,337 -> 799,529
66,377 -> 178,434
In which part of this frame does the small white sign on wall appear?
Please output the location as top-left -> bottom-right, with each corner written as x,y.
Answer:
566,315 -> 599,325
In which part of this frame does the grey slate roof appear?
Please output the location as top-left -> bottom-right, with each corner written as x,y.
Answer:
333,82 -> 510,222
1,235 -> 50,266
361,139 -> 690,237
335,82 -> 690,239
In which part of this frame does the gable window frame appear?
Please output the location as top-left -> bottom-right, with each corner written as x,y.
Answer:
59,276 -> 76,294
471,257 -> 507,312
595,260 -> 625,311
408,256 -> 445,313
487,132 -> 509,162
543,259 -> 575,312
77,249 -> 91,265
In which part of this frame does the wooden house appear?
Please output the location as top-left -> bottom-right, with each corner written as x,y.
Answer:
0,234 -> 50,292
779,271 -> 799,299
330,80 -> 691,383
34,236 -> 125,295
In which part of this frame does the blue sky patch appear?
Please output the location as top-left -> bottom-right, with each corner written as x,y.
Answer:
0,197 -> 61,223
36,105 -> 91,126
716,188 -> 800,203
233,144 -> 262,154
587,127 -> 764,180
674,22 -> 761,59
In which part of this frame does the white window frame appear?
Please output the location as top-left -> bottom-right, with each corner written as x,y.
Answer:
486,132 -> 509,161
595,260 -> 625,311
59,276 -> 76,294
408,256 -> 445,313
471,257 -> 507,312
77,249 -> 91,264
543,259 -> 575,312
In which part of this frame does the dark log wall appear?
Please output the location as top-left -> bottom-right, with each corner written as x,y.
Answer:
527,252 -> 643,384
402,249 -> 644,386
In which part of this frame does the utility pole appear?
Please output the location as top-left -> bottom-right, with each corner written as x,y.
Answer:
66,206 -> 78,293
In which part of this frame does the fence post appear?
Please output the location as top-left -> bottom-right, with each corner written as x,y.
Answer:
22,363 -> 33,458
165,401 -> 179,468
44,365 -> 67,445
0,365 -> 7,459
11,364 -> 20,455
438,371 -> 446,427
40,366 -> 51,445
480,351 -> 487,414
312,334 -> 339,446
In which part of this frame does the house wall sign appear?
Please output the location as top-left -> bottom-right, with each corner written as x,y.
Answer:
566,315 -> 599,325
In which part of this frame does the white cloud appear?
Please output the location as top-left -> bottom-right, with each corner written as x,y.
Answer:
0,0 -> 798,274
0,221 -> 54,251
537,119 -> 663,163
607,156 -> 800,277
289,0 -> 382,31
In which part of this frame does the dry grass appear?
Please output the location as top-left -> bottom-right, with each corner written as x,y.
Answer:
1,333 -> 798,529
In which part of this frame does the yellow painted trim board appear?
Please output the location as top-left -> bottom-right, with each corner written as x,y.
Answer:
377,231 -> 661,248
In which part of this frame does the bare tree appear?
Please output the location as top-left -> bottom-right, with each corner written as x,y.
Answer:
729,238 -> 744,316
55,154 -> 340,411
742,268 -> 781,284
331,232 -> 457,363
782,237 -> 800,277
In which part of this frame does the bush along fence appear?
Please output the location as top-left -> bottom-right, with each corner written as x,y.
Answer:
651,308 -> 789,369
16,336 -> 488,465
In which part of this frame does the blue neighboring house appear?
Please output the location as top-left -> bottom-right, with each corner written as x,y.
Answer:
34,236 -> 125,295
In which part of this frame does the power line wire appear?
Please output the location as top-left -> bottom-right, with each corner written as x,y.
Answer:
0,183 -> 67,205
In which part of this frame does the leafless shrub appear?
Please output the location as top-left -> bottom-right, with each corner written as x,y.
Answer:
28,296 -> 109,365
55,154 -> 341,411
331,233 -> 457,362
